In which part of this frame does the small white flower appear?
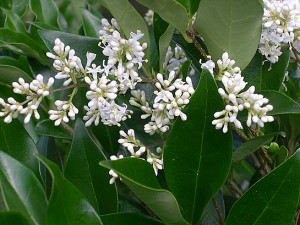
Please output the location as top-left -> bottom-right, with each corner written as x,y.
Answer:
48,100 -> 78,126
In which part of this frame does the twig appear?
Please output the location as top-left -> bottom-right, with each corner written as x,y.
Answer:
295,207 -> 300,225
230,124 -> 249,141
227,179 -> 243,196
186,30 -> 209,61
250,154 -> 266,176
212,196 -> 225,225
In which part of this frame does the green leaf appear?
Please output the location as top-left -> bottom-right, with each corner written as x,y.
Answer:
273,145 -> 288,167
164,70 -> 232,224
159,24 -> 175,71
2,8 -> 26,33
226,149 -> 300,225
101,212 -> 164,225
233,133 -> 277,162
259,90 -> 300,115
0,212 -> 31,225
195,0 -> 263,69
35,119 -> 72,139
242,51 -> 263,90
181,60 -> 192,81
29,0 -> 59,27
175,0 -> 201,18
0,28 -> 48,64
65,120 -> 118,214
100,158 -> 189,225
81,8 -> 102,38
261,48 -> 290,91
0,119 -> 39,176
0,56 -> 32,84
11,0 -> 29,16
0,151 -> 47,225
36,155 -> 103,225
38,30 -> 105,65
99,0 -> 150,70
136,0 -> 190,42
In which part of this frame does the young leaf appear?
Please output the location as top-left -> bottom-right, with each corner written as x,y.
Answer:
0,212 -> 31,225
100,158 -> 189,225
0,119 -> 39,176
35,119 -> 72,139
65,120 -> 118,214
226,149 -> 300,225
0,151 -> 47,225
164,70 -> 233,224
99,0 -> 150,70
36,155 -> 103,225
81,8 -> 103,38
29,0 -> 59,27
136,0 -> 190,42
195,0 -> 263,69
233,133 -> 278,162
101,212 -> 164,225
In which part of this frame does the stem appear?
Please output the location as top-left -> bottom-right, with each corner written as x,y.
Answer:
295,207 -> 300,225
227,179 -> 243,196
230,124 -> 249,141
212,197 -> 225,225
186,30 -> 209,61
250,154 -> 266,176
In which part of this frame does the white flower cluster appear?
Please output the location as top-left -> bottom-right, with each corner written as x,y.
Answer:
0,75 -> 54,123
144,10 -> 154,26
203,53 -> 274,133
130,70 -> 195,135
99,18 -> 148,94
49,100 -> 79,126
259,0 -> 300,63
46,38 -> 83,86
108,129 -> 163,184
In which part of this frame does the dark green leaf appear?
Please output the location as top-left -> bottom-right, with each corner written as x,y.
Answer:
0,119 -> 39,176
175,0 -> 200,18
181,60 -> 192,80
65,120 -> 118,214
0,56 -> 32,84
2,8 -> 26,33
195,0 -> 263,69
100,0 -> 150,70
226,149 -> 300,225
35,119 -> 72,139
36,155 -> 103,225
136,0 -> 190,42
100,158 -> 189,225
259,90 -> 300,115
101,212 -> 164,225
242,51 -> 263,90
261,48 -> 290,91
164,70 -> 232,224
81,8 -> 102,38
29,0 -> 59,27
159,25 -> 175,71
38,30 -> 105,65
233,133 -> 277,162
0,151 -> 47,225
0,212 -> 31,225
273,145 -> 288,167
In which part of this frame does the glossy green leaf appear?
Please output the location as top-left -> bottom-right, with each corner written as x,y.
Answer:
159,25 -> 175,71
164,70 -> 232,224
0,28 -> 47,64
195,0 -> 263,69
65,120 -> 118,214
136,0 -> 190,41
36,155 -> 103,225
0,151 -> 47,225
35,119 -> 72,139
242,51 -> 263,90
261,48 -> 290,91
0,119 -> 39,176
0,212 -> 31,225
2,8 -> 26,33
81,8 -> 102,38
38,30 -> 105,65
233,133 -> 277,162
29,0 -> 59,27
101,213 -> 164,225
259,90 -> 300,115
100,158 -> 189,225
175,0 -> 201,18
100,0 -> 150,69
226,149 -> 300,225
0,56 -> 32,84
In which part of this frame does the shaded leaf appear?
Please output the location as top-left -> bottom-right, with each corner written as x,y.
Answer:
100,158 -> 189,225
2,8 -> 26,32
226,150 -> 300,225
233,133 -> 278,162
101,212 -> 164,225
0,212 -> 31,225
164,70 -> 232,224
81,8 -> 103,38
36,155 -> 103,225
0,151 -> 47,225
195,0 -> 263,69
35,119 -> 72,139
29,0 -> 59,27
65,120 -> 118,214
159,24 -> 175,71
175,0 -> 201,18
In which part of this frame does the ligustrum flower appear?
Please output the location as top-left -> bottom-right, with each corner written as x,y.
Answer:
259,0 -> 300,63
144,10 -> 154,26
48,100 -> 79,126
0,75 -> 54,124
210,53 -> 274,133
